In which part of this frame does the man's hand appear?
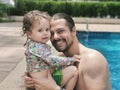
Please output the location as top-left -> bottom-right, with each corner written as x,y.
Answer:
33,73 -> 60,90
24,72 -> 35,89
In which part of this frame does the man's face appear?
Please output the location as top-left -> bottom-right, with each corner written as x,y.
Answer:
50,19 -> 74,52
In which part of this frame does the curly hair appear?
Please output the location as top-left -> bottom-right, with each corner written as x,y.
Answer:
22,10 -> 51,35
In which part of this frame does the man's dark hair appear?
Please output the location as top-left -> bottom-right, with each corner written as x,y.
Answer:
52,13 -> 75,31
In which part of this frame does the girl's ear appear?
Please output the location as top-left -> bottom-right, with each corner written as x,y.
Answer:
26,31 -> 31,39
72,26 -> 76,37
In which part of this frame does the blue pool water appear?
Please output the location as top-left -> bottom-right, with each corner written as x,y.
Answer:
77,31 -> 120,90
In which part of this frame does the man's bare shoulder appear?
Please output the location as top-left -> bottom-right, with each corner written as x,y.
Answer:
81,48 -> 108,72
79,48 -> 111,90
84,47 -> 106,61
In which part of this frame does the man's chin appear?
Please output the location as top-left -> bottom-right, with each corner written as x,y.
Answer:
55,47 -> 64,52
53,44 -> 66,52
56,47 -> 68,52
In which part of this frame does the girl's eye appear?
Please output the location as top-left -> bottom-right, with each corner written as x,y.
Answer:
38,29 -> 42,32
46,29 -> 50,32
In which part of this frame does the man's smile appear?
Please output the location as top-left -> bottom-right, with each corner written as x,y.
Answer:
56,41 -> 64,46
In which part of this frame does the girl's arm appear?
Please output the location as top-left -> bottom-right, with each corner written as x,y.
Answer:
29,43 -> 75,67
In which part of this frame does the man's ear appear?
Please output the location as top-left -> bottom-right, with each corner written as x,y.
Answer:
72,26 -> 76,37
26,31 -> 31,39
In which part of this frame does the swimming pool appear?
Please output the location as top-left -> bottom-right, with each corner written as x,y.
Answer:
77,31 -> 120,90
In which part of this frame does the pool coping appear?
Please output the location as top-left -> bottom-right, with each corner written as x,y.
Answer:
75,23 -> 120,32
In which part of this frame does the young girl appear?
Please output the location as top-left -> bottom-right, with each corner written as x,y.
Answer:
22,10 -> 79,90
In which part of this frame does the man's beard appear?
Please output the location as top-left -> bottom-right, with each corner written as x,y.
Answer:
52,38 -> 73,52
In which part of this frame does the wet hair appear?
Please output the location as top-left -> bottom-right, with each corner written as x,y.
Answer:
22,10 -> 51,46
51,13 -> 75,31
22,10 -> 51,35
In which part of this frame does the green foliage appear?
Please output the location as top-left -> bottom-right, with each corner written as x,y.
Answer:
96,2 -> 108,17
50,2 -> 67,14
36,1 -> 51,13
9,0 -> 27,15
0,3 -> 10,17
8,1 -> 120,18
107,2 -> 120,18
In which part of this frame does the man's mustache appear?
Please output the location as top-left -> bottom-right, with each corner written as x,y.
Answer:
52,39 -> 66,45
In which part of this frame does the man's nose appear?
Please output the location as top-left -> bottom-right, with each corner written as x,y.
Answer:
53,33 -> 60,40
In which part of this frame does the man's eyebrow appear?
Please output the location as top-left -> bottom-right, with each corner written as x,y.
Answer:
56,28 -> 64,31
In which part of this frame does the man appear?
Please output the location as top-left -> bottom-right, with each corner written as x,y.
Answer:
25,13 -> 111,90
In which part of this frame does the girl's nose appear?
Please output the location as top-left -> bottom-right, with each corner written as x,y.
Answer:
43,30 -> 48,34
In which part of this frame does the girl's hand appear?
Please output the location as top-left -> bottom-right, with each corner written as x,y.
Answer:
73,55 -> 80,67
73,55 -> 81,62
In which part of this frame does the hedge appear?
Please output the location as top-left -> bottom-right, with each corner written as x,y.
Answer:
5,1 -> 120,18
0,3 -> 11,17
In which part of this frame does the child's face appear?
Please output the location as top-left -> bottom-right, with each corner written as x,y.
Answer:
27,18 -> 51,43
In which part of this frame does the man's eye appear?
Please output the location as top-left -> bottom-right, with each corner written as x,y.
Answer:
58,30 -> 64,34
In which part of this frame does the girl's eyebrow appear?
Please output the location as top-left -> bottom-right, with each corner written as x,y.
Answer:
46,27 -> 48,29
38,28 -> 42,30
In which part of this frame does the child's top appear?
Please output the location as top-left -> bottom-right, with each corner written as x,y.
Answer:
25,40 -> 74,72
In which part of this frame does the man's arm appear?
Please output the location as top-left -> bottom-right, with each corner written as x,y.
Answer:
24,72 -> 62,90
82,50 -> 111,90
